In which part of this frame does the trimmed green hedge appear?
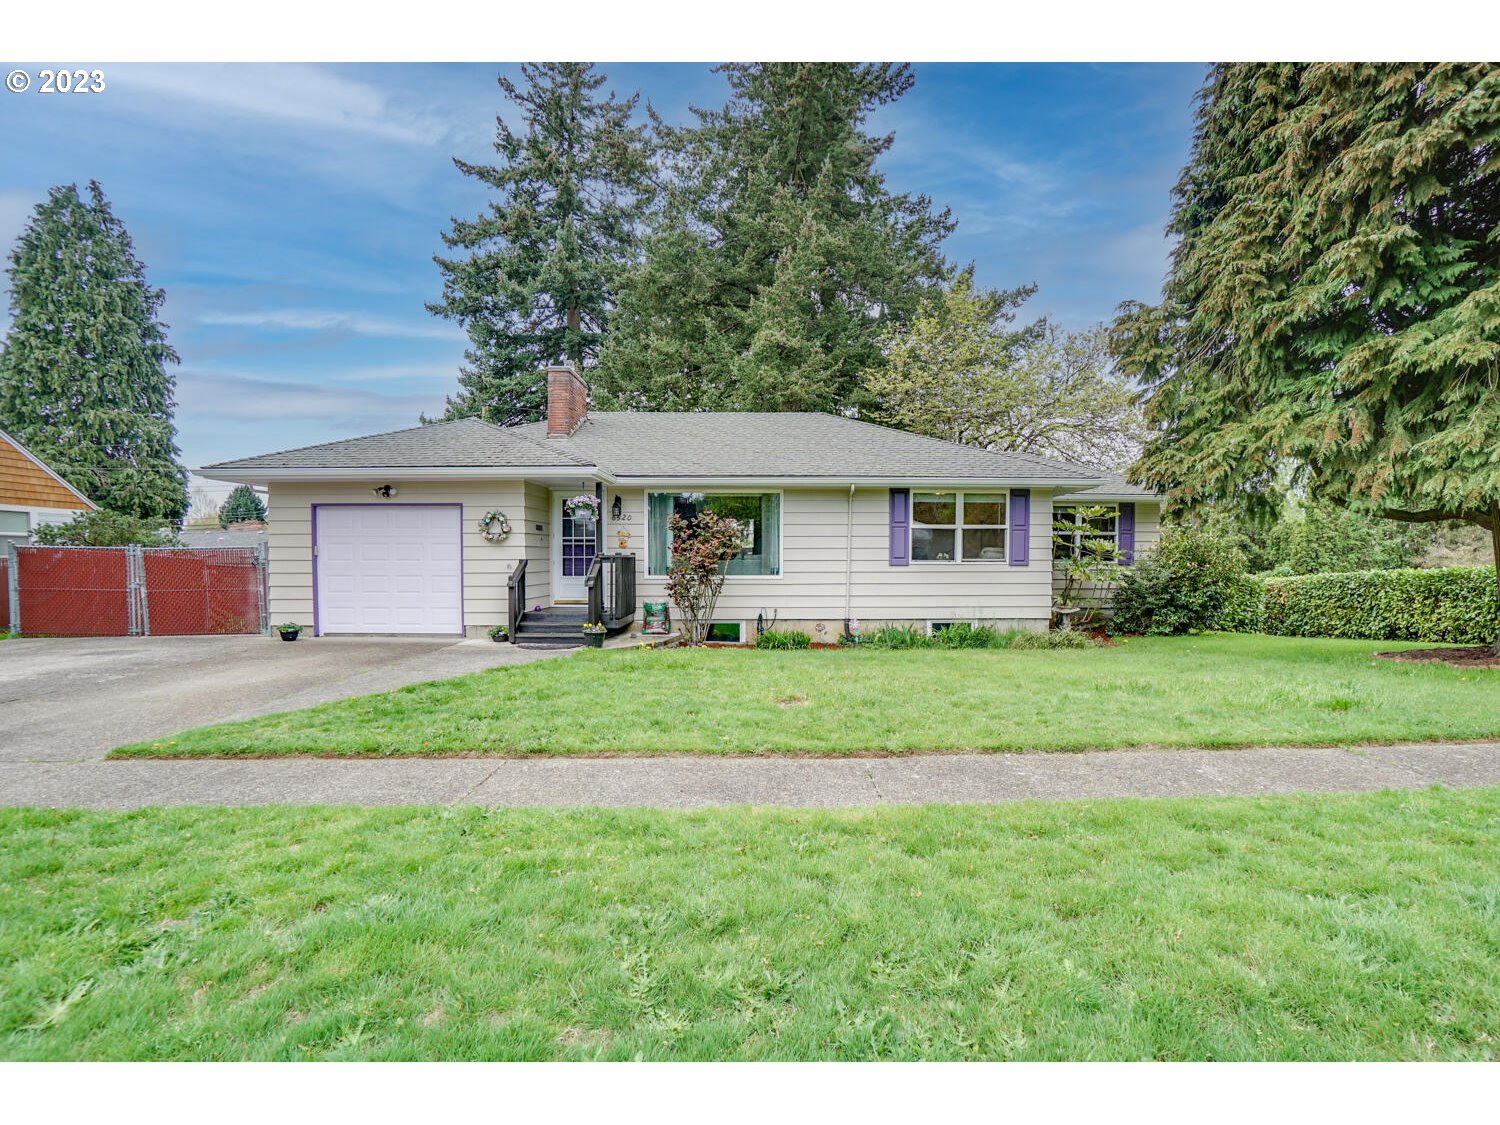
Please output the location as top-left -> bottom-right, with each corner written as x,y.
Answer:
1261,567 -> 1499,644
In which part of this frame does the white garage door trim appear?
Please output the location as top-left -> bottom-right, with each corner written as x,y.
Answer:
313,503 -> 463,635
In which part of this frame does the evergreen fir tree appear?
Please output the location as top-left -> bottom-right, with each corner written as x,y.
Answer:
0,181 -> 187,521
596,63 -> 954,413
1110,63 -> 1500,645
429,63 -> 650,425
218,484 -> 267,527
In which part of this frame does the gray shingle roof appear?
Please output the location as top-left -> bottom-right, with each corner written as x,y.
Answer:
509,413 -> 1101,483
1056,470 -> 1160,502
205,410 -> 1103,486
177,528 -> 268,547
203,417 -> 592,471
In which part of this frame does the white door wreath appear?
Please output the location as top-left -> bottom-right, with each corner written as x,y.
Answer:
478,510 -> 511,543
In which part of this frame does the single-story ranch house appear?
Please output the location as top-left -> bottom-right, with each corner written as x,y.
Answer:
203,366 -> 1159,642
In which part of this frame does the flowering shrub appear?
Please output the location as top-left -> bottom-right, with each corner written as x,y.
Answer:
664,510 -> 744,645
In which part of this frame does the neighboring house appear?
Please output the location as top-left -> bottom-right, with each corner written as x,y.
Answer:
202,366 -> 1162,641
0,429 -> 95,551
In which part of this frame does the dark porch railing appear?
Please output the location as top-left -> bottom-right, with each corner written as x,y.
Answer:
506,558 -> 527,644
586,552 -> 636,632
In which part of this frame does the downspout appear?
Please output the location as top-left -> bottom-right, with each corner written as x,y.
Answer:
844,484 -> 855,638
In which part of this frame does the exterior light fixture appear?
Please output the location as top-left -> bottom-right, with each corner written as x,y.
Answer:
611,494 -> 622,520
372,484 -> 398,499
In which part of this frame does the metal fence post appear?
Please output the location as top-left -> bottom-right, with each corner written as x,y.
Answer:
6,541 -> 18,637
127,544 -> 147,636
257,540 -> 270,635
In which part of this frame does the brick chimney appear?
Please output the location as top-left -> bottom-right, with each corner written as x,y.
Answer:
546,364 -> 588,437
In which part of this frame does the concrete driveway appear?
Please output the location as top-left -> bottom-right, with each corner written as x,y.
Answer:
0,634 -> 568,762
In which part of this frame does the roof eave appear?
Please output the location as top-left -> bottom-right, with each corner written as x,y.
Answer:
610,475 -> 1106,489
199,465 -> 616,485
1055,490 -> 1161,502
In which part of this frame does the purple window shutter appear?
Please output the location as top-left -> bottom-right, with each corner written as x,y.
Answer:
1118,502 -> 1136,564
888,489 -> 910,566
1009,489 -> 1030,565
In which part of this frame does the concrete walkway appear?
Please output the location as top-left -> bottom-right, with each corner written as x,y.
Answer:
2,741 -> 1497,810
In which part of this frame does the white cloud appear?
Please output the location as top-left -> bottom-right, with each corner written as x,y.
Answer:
176,370 -> 442,423
197,308 -> 460,341
112,64 -> 451,146
322,363 -> 459,384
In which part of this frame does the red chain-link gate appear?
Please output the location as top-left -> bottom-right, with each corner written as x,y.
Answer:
5,544 -> 267,637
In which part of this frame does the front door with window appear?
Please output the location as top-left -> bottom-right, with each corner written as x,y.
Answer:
552,490 -> 598,601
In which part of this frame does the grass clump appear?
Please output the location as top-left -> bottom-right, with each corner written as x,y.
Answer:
754,629 -> 812,650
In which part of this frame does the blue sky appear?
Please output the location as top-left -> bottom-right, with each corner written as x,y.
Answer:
0,62 -> 1205,497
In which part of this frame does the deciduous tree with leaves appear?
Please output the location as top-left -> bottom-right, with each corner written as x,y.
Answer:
864,271 -> 1142,467
0,182 -> 187,522
1111,63 -> 1500,646
430,63 -> 650,425
664,509 -> 745,645
597,63 -> 953,413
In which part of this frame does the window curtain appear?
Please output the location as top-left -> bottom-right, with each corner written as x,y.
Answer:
761,492 -> 781,576
647,492 -> 674,575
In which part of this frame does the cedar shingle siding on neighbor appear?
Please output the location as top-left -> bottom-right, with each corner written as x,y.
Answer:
0,433 -> 93,510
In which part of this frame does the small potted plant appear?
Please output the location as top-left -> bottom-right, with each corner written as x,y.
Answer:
277,622 -> 303,642
488,624 -> 509,643
582,621 -> 606,648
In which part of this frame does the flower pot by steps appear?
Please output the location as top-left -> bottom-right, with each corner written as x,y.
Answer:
279,630 -> 300,642
584,631 -> 605,648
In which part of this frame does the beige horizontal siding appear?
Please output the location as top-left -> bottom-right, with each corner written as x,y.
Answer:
266,480 -> 533,634
605,487 -> 1063,628
266,479 -> 1107,637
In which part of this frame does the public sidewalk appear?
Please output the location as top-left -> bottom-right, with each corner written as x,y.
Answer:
1,741 -> 1497,809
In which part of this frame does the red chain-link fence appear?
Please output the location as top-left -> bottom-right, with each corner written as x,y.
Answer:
6,545 -> 266,637
140,548 -> 264,635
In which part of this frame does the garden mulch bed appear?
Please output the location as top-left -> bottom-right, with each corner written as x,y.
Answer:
1375,646 -> 1500,668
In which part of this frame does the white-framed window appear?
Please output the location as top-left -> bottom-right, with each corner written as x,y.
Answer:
646,491 -> 782,577
1053,504 -> 1119,559
911,491 -> 1006,562
0,509 -> 30,550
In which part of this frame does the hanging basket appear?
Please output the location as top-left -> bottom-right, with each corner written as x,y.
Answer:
564,494 -> 601,522
478,510 -> 511,543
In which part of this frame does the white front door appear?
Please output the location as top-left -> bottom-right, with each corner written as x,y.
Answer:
552,490 -> 598,602
315,504 -> 463,634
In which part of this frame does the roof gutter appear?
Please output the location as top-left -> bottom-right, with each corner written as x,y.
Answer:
610,475 -> 1106,490
198,466 -> 616,485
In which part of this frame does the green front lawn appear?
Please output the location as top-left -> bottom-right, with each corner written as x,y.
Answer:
2,789 -> 1496,1060
113,634 -> 1500,758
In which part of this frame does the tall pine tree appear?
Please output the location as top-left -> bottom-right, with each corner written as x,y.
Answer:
429,63 -> 650,425
218,484 -> 267,527
596,63 -> 954,413
0,181 -> 187,522
1111,64 -> 1500,644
